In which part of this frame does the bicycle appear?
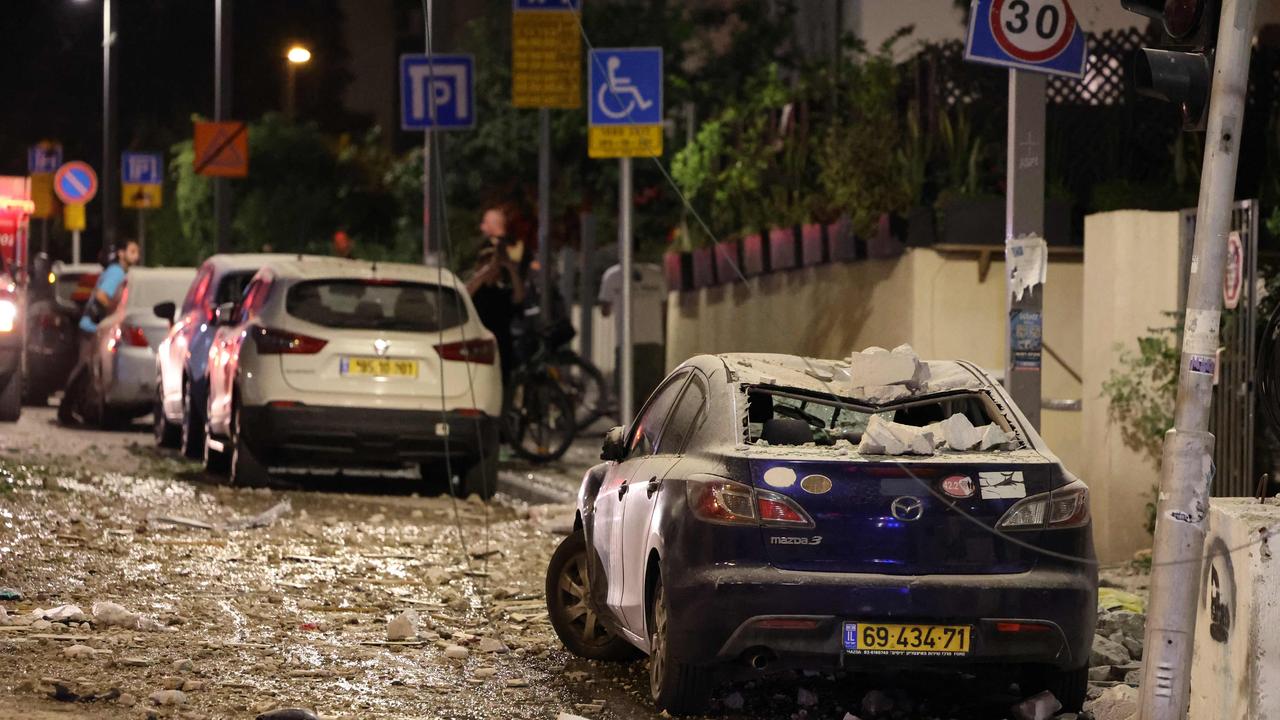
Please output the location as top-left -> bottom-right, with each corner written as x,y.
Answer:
504,324 -> 577,464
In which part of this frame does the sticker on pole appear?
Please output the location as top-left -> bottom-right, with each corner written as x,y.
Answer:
54,161 -> 98,205
588,48 -> 663,158
1223,231 -> 1243,310
964,0 -> 1087,78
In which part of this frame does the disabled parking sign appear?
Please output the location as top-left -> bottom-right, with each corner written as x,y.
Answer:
588,48 -> 663,158
964,0 -> 1087,78
400,54 -> 475,130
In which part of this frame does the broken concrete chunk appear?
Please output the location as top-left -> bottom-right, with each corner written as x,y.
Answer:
1091,634 -> 1131,667
148,690 -> 188,706
386,610 -> 420,641
1010,690 -> 1062,720
444,644 -> 470,659
556,714 -> 591,720
857,416 -> 935,457
477,637 -> 509,654
256,710 -> 319,720
861,689 -> 894,716
939,413 -> 982,451
979,424 -> 1011,451
0,606 -> 7,625
797,687 -> 818,706
859,385 -> 911,404
63,644 -> 101,659
723,692 -> 745,710
848,347 -> 919,388
39,605 -> 88,623
1083,683 -> 1139,720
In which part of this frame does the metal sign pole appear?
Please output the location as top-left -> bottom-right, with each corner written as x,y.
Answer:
72,231 -> 81,265
421,0 -> 435,266
578,207 -> 595,374
619,157 -> 634,426
213,0 -> 233,254
538,108 -> 553,323
137,209 -> 146,265
102,0 -> 118,253
1005,69 -> 1045,430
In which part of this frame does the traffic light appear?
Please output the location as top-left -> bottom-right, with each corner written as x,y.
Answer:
1122,0 -> 1220,131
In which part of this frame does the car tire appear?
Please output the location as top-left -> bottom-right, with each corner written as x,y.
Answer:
203,414 -> 229,474
648,573 -> 711,715
180,379 -> 205,460
229,403 -> 269,487
154,385 -> 181,448
418,462 -> 451,497
1024,665 -> 1088,712
545,530 -> 640,662
0,373 -> 21,423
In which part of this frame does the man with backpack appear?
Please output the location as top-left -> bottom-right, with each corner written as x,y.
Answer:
58,239 -> 139,425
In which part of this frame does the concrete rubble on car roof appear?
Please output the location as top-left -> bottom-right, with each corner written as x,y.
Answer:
857,416 -> 936,457
718,345 -> 983,404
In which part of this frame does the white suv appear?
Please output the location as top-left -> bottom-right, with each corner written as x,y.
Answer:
202,256 -> 502,495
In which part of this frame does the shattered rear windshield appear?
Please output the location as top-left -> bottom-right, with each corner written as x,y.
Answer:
744,387 -> 1021,454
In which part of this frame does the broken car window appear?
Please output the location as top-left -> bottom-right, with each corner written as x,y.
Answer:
744,387 -> 1019,453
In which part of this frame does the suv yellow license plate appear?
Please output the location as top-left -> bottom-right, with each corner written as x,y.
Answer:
341,356 -> 418,378
842,622 -> 970,656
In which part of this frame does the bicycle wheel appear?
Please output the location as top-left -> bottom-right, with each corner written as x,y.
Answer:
554,353 -> 610,429
508,374 -> 576,463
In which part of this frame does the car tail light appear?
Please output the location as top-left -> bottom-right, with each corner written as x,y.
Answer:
107,324 -> 150,352
687,478 -> 756,525
0,298 -> 15,333
687,478 -> 815,528
996,480 -> 1090,530
756,490 -> 814,527
251,326 -> 328,354
435,338 -> 496,365
995,622 -> 1054,634
755,618 -> 820,630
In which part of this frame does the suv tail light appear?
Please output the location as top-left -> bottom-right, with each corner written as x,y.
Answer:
687,478 -> 815,528
435,338 -> 496,365
251,326 -> 328,354
107,324 -> 149,352
997,480 -> 1091,530
0,298 -> 15,333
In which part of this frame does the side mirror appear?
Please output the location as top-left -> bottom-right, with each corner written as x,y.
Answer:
601,425 -> 627,462
214,301 -> 237,326
153,301 -> 176,325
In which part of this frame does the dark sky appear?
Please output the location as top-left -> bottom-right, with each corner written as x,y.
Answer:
0,0 -> 360,176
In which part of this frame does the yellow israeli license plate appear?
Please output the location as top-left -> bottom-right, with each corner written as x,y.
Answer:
341,356 -> 418,378
842,622 -> 970,656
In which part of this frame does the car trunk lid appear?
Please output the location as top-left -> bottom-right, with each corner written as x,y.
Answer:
748,451 -> 1055,575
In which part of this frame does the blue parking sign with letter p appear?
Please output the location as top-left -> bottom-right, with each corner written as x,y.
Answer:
400,54 -> 476,130
121,152 -> 163,185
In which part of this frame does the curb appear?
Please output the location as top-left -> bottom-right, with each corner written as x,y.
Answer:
496,469 -> 577,506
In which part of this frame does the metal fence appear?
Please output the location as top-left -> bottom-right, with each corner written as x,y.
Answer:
1178,200 -> 1260,497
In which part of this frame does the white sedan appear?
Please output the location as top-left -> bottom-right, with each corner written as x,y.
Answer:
89,267 -> 197,427
202,256 -> 503,494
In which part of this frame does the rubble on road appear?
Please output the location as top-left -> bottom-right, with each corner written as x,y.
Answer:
386,609 -> 421,641
256,709 -> 319,720
1084,684 -> 1139,720
1010,691 -> 1062,720
91,600 -> 172,632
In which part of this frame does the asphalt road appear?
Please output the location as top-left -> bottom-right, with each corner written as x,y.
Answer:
0,406 -> 1137,720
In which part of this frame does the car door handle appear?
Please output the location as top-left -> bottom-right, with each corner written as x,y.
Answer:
646,476 -> 661,498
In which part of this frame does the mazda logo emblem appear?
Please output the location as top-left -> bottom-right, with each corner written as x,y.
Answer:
890,496 -> 924,522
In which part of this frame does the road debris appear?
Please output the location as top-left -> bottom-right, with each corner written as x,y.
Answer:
91,600 -> 172,632
386,609 -> 421,641
1011,690 -> 1062,720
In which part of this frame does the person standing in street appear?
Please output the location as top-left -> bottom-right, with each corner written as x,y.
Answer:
599,261 -> 667,410
58,239 -> 139,425
467,211 -> 526,385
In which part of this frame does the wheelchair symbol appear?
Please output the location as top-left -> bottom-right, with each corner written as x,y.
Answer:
596,56 -> 654,120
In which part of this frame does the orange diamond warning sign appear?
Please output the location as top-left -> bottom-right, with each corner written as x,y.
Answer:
193,121 -> 249,178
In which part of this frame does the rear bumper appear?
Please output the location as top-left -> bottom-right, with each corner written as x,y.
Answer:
663,562 -> 1096,673
240,404 -> 499,467
105,348 -> 156,410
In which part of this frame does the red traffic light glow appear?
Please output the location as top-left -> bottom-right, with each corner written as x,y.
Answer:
1163,0 -> 1205,39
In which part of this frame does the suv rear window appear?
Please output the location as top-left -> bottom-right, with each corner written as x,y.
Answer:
285,279 -> 467,333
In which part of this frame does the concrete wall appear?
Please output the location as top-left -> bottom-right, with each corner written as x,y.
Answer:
1081,211 -> 1182,563
1191,499 -> 1280,719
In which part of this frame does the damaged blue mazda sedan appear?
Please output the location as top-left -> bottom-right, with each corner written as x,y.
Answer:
545,350 -> 1097,715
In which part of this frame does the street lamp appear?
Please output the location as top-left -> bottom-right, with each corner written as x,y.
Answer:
284,44 -> 311,121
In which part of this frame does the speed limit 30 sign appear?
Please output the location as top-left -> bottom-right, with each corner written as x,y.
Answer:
965,0 -> 1087,78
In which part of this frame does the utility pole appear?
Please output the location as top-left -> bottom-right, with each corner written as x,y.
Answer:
537,109 -> 552,323
1136,0 -> 1259,717
214,0 -> 233,254
618,157 -> 634,426
1005,69 -> 1045,431
102,0 -> 117,254
421,0 -> 436,266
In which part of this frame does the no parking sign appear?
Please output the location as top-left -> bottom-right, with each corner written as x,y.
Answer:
965,0 -> 1087,78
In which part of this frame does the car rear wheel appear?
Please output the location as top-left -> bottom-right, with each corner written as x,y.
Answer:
154,384 -> 181,448
180,379 -> 205,459
229,403 -> 269,487
1022,665 -> 1087,712
545,530 -> 639,661
0,373 -> 21,422
649,574 -> 711,715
